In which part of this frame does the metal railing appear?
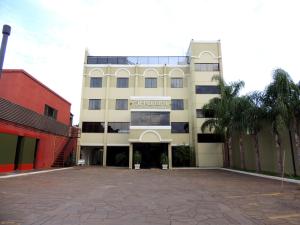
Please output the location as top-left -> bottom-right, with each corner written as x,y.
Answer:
87,56 -> 189,65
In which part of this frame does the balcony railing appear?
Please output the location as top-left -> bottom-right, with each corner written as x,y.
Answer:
87,56 -> 189,65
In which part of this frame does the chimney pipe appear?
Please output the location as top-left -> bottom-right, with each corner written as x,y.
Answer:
0,24 -> 11,78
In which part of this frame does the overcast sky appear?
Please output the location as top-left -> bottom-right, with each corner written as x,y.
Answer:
1,0 -> 299,124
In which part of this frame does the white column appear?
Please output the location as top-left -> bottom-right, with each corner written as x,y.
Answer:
168,143 -> 172,169
129,143 -> 133,169
103,145 -> 107,167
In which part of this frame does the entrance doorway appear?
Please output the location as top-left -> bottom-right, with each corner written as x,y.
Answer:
133,143 -> 168,168
80,146 -> 103,165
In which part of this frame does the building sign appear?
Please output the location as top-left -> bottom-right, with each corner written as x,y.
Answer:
130,98 -> 171,110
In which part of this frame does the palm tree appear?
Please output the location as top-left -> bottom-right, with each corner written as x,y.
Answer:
263,68 -> 299,175
231,96 -> 253,170
245,92 -> 265,172
201,76 -> 244,168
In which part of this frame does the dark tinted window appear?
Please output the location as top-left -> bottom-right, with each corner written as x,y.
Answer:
82,122 -> 104,133
195,63 -> 219,71
171,99 -> 184,110
44,105 -> 57,120
196,109 -> 215,118
115,99 -> 128,110
117,78 -> 129,88
107,122 -> 130,133
197,134 -> 224,143
171,122 -> 189,133
131,112 -> 170,126
90,77 -> 102,88
145,78 -> 157,88
195,85 -> 220,94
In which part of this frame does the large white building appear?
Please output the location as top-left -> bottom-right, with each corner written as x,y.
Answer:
78,40 -> 224,169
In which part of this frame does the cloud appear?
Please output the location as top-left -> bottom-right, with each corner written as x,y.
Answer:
1,0 -> 300,123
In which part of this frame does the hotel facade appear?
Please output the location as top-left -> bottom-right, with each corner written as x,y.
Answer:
78,40 -> 224,169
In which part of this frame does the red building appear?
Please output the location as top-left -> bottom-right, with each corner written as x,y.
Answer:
0,69 -> 79,172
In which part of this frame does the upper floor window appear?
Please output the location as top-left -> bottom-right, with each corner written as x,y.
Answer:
131,112 -> 170,126
90,77 -> 102,88
82,122 -> 104,133
196,109 -> 215,118
195,85 -> 220,94
108,122 -> 130,133
171,78 -> 183,88
171,99 -> 184,110
145,78 -> 157,88
44,105 -> 57,120
195,63 -> 219,71
89,99 -> 101,110
171,122 -> 189,133
115,99 -> 128,110
117,78 -> 129,88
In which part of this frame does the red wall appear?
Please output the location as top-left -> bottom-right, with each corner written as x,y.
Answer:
0,121 -> 77,172
0,70 -> 71,125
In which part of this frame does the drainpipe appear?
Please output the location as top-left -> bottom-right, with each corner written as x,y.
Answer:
0,24 -> 11,78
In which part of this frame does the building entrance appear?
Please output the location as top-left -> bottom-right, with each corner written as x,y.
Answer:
133,143 -> 168,168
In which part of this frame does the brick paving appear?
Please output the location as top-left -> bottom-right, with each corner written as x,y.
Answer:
0,167 -> 300,225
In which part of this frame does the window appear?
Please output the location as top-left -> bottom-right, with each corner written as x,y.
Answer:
89,99 -> 101,110
117,78 -> 129,88
44,105 -> 57,120
115,99 -> 128,110
131,112 -> 170,126
90,77 -> 102,88
107,122 -> 130,133
195,63 -> 219,71
197,134 -> 224,143
171,99 -> 184,110
171,78 -> 183,88
196,109 -> 215,118
145,78 -> 157,88
82,122 -> 104,133
195,85 -> 220,94
171,122 -> 189,133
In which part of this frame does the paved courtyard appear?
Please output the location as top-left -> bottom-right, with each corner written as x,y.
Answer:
0,167 -> 300,225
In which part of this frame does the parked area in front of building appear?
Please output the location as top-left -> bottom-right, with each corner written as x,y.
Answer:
1,167 -> 299,225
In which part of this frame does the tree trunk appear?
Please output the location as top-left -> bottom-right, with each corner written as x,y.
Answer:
228,136 -> 233,168
253,133 -> 261,172
239,135 -> 245,170
292,120 -> 300,176
222,141 -> 229,168
274,131 -> 283,175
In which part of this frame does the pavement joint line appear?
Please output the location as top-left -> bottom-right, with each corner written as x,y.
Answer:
220,168 -> 300,184
226,192 -> 282,199
269,213 -> 300,219
0,167 -> 73,179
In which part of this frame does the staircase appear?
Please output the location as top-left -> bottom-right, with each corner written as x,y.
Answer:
51,127 -> 80,168
52,150 -> 65,167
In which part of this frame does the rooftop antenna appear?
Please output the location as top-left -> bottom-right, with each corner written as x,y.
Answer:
0,24 -> 11,78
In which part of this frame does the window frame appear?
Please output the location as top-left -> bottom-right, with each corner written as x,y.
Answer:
116,77 -> 129,88
90,77 -> 102,88
145,78 -> 157,88
107,122 -> 130,133
171,99 -> 184,110
88,99 -> 101,110
82,122 -> 105,133
195,85 -> 220,94
115,99 -> 128,110
171,122 -> 189,133
171,78 -> 183,88
194,63 -> 219,72
44,105 -> 57,120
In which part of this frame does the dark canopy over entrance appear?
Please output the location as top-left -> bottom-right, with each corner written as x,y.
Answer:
133,143 -> 167,168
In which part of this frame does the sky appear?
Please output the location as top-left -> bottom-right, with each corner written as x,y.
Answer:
0,0 -> 300,124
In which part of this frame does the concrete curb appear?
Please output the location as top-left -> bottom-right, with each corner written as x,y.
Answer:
220,168 -> 300,184
173,167 -> 220,170
0,167 -> 73,179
